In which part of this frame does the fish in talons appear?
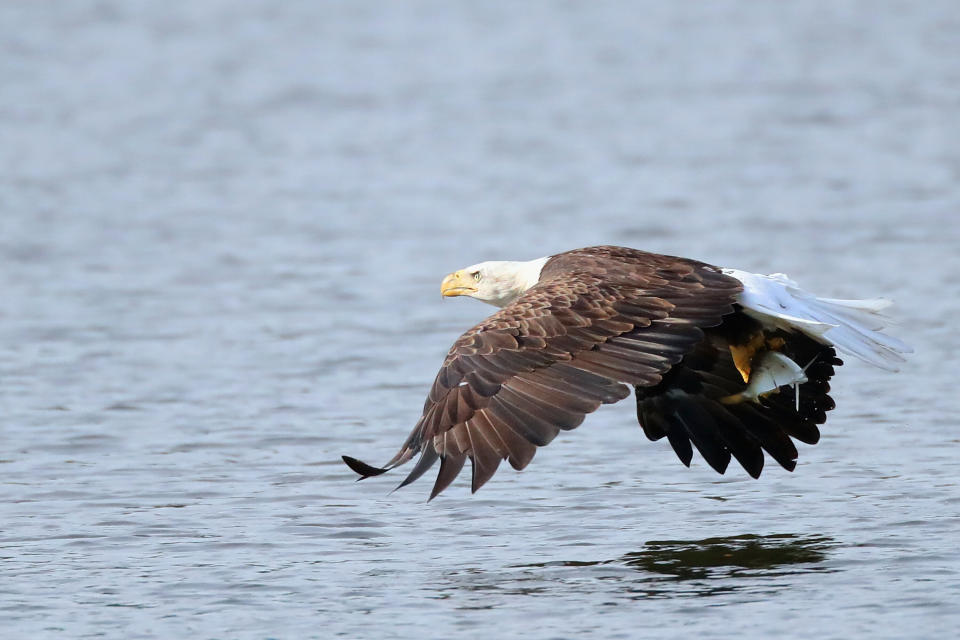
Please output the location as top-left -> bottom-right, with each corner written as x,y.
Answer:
721,351 -> 811,407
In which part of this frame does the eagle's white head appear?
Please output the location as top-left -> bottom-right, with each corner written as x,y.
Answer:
440,257 -> 549,307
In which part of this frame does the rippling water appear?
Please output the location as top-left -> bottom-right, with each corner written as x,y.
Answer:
2,1 -> 958,638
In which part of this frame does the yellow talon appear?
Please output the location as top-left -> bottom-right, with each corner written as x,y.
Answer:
729,333 -> 765,383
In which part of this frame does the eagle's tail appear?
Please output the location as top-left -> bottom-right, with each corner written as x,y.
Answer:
722,269 -> 912,371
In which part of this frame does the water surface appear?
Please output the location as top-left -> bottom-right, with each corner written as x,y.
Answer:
1,2 -> 958,638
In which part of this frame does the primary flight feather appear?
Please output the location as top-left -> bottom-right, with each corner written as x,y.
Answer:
343,246 -> 910,499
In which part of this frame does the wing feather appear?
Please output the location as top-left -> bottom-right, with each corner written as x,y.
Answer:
496,382 -> 587,429
506,373 -> 600,413
466,422 -> 503,493
486,395 -> 561,447
478,408 -> 538,471
430,454 -> 466,500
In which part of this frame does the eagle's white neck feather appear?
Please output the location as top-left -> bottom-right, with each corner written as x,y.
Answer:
466,256 -> 549,307
516,256 -> 550,292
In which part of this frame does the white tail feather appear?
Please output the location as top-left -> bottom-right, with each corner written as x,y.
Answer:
816,297 -> 894,313
722,269 -> 913,371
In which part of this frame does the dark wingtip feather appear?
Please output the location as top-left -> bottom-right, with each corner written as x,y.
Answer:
429,454 -> 466,500
738,452 -> 763,478
666,429 -> 693,467
342,455 -> 390,479
395,447 -> 440,492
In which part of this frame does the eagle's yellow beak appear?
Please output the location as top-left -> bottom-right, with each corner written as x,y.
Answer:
441,271 -> 478,297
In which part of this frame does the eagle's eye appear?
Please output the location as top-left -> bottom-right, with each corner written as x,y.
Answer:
472,271 -> 482,282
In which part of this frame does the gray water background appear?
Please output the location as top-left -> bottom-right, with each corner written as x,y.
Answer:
2,1 -> 959,638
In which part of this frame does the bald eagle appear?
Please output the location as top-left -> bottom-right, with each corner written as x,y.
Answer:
343,246 -> 910,499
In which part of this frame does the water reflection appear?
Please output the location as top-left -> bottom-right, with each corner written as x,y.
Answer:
501,534 -> 836,600
620,533 -> 834,580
